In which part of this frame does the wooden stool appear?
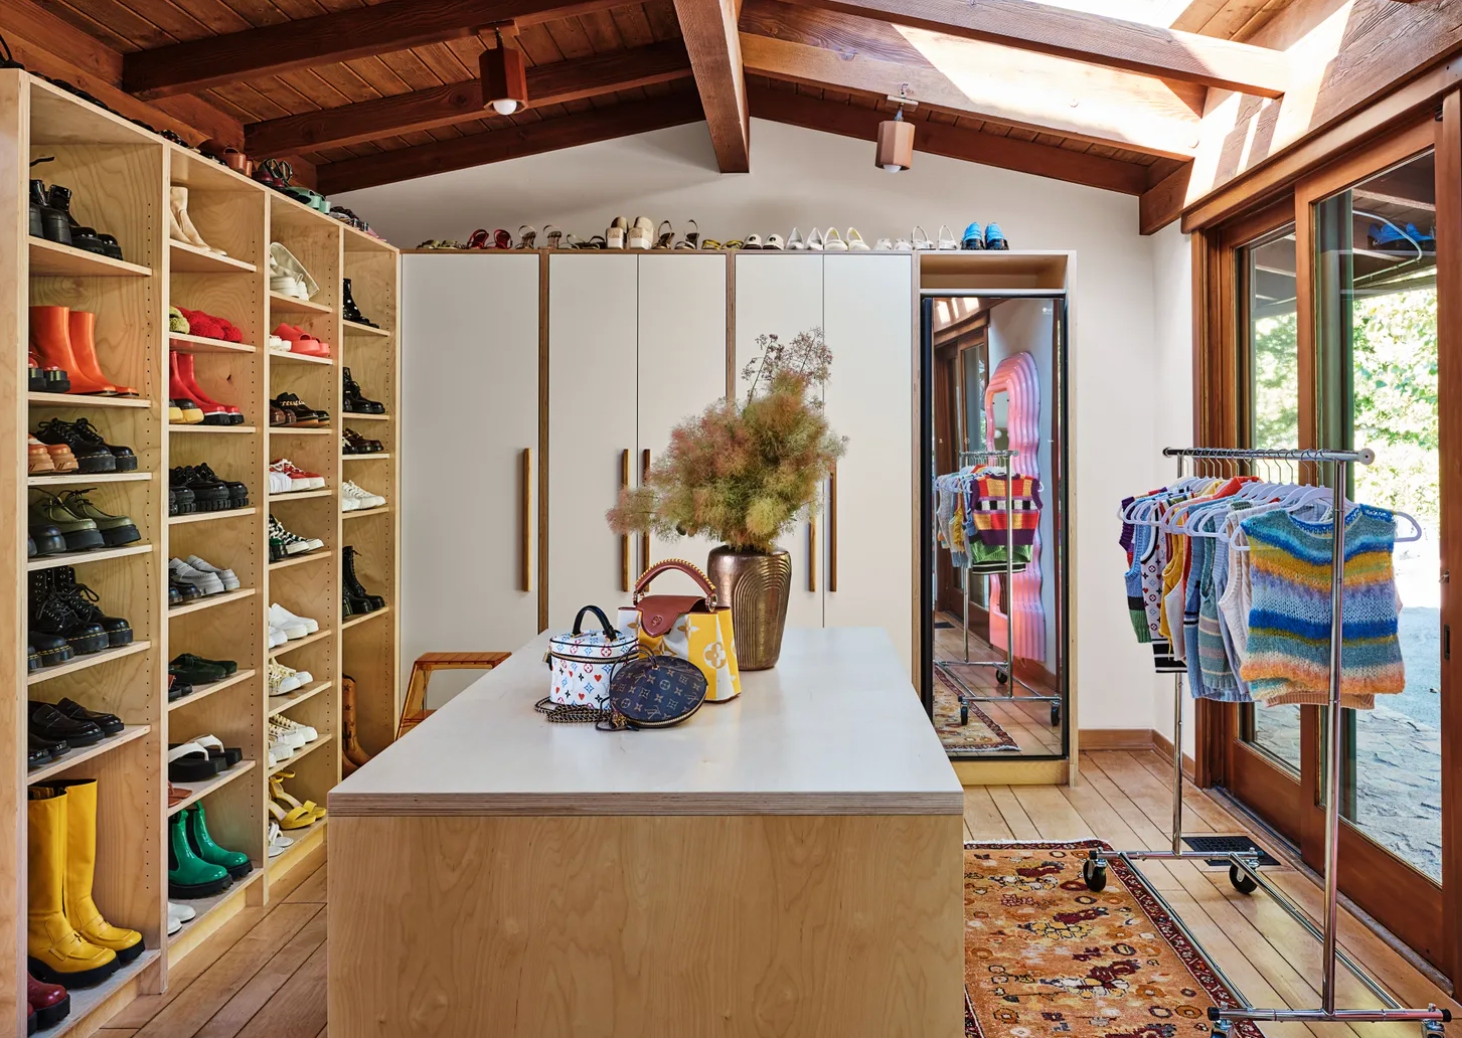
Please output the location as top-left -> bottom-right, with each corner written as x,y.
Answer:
398,652 -> 511,740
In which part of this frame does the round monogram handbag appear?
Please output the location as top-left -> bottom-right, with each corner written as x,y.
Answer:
600,648 -> 709,730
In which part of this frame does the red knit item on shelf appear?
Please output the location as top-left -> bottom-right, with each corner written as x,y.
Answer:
178,306 -> 244,343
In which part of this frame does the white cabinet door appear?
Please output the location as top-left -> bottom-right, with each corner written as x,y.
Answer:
637,253 -> 727,596
822,254 -> 915,667
402,254 -> 540,683
548,254 -> 639,629
733,254 -> 824,630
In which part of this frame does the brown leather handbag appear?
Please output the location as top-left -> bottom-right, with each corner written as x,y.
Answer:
617,560 -> 742,701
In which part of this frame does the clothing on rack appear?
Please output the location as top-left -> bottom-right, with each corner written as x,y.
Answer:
1118,473 -> 1408,707
935,465 -> 1041,571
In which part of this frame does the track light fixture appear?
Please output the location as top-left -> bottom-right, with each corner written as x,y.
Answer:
480,24 -> 528,117
876,84 -> 915,173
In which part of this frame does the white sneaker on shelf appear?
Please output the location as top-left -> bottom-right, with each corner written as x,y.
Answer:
268,626 -> 288,649
267,739 -> 293,764
269,719 -> 306,750
341,480 -> 386,509
169,557 -> 225,596
269,660 -> 302,696
270,602 -> 319,635
267,469 -> 293,494
185,555 -> 240,591
275,715 -> 319,743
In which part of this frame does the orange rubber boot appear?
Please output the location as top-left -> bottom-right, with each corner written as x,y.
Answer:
29,306 -> 110,396
68,310 -> 135,397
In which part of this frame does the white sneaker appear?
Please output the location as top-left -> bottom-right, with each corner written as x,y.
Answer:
268,626 -> 288,649
268,738 -> 293,763
268,335 -> 291,354
340,491 -> 361,512
268,469 -> 293,494
269,719 -> 307,750
269,660 -> 302,695
270,602 -> 319,635
342,480 -> 385,509
169,557 -> 225,596
169,901 -> 196,924
276,715 -> 319,743
185,555 -> 240,591
268,604 -> 307,640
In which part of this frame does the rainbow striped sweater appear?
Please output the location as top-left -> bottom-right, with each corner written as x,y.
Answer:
1239,505 -> 1404,709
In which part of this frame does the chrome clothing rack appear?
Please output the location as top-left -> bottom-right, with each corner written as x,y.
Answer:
1090,446 -> 1448,1034
934,448 -> 1060,727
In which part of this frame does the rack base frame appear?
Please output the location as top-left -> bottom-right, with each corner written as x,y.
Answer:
1086,446 -> 1449,1035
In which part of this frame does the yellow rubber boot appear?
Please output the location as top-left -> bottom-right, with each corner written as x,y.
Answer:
57,779 -> 144,962
27,788 -> 118,986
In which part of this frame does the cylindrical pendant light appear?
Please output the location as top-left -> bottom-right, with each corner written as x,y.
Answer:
481,26 -> 528,116
876,85 -> 914,173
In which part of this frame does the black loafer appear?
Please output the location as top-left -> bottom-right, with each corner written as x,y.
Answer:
29,701 -> 103,746
29,732 -> 68,767
56,696 -> 124,736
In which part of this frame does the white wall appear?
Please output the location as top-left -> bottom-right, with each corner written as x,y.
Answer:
341,117 -> 1189,734
1149,221 -> 1196,754
985,298 -> 1058,673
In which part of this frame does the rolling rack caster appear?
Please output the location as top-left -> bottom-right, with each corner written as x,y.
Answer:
1081,856 -> 1107,892
1112,447 -> 1448,1038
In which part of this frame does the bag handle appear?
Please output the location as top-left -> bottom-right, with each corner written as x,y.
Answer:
632,558 -> 717,607
571,604 -> 616,637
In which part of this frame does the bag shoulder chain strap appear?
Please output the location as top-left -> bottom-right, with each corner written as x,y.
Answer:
534,696 -> 609,724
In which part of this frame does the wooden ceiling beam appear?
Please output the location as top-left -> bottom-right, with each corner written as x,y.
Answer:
122,0 -> 623,100
315,91 -> 707,194
245,40 -> 692,156
739,0 -> 1200,159
674,0 -> 752,172
747,85 -> 1150,194
773,0 -> 1291,96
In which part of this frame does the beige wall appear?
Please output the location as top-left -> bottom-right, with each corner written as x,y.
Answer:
341,117 -> 1193,733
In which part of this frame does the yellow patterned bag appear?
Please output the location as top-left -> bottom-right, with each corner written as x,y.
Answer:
617,559 -> 741,702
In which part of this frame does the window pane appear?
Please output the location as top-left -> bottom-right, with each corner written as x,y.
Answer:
1314,150 -> 1440,882
1242,228 -> 1302,772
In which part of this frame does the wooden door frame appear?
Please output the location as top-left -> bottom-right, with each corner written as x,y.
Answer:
1195,110 -> 1459,981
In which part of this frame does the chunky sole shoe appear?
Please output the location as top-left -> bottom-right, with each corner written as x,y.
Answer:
33,993 -> 69,1030
167,874 -> 231,899
65,627 -> 111,657
30,528 -> 66,556
32,634 -> 73,668
100,522 -> 141,547
28,956 -> 117,989
59,527 -> 106,552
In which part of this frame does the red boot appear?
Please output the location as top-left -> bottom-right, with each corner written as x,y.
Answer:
169,352 -> 236,426
174,352 -> 242,424
28,972 -> 70,1030
29,306 -> 110,395
68,310 -> 137,397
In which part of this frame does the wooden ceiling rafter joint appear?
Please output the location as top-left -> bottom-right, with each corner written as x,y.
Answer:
673,0 -> 752,172
772,0 -> 1291,97
120,0 -> 631,99
244,39 -> 694,156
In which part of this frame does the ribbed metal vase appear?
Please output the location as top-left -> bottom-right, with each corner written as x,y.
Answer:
707,547 -> 792,670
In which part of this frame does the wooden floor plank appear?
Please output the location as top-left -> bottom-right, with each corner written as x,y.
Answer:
962,785 -> 1014,840
1010,783 -> 1092,841
1131,746 -> 1241,833
1086,749 -> 1218,836
284,862 -> 328,904
270,848 -> 328,902
235,940 -> 329,1038
134,904 -> 322,1038
986,785 -> 1041,840
195,907 -> 329,1038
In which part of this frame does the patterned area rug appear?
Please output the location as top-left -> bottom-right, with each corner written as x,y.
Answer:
964,841 -> 1262,1038
935,669 -> 1019,752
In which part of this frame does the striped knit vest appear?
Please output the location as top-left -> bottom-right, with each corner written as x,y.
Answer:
1239,505 -> 1404,709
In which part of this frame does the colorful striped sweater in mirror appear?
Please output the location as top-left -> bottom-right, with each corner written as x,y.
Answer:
1238,505 -> 1404,710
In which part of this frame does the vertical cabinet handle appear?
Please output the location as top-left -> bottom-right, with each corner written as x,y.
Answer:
828,465 -> 838,592
640,448 -> 652,578
808,514 -> 817,592
520,448 -> 534,592
620,449 -> 632,593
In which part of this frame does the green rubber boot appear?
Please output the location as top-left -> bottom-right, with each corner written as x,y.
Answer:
186,803 -> 252,879
167,809 -> 231,899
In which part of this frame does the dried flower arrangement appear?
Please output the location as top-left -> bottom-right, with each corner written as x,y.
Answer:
607,327 -> 846,554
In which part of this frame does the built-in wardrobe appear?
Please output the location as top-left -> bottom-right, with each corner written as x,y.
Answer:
401,250 -> 915,679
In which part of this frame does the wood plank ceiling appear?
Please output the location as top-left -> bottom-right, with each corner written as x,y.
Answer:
25,0 -> 1301,229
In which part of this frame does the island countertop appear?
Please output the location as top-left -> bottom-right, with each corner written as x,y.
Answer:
329,626 -> 962,817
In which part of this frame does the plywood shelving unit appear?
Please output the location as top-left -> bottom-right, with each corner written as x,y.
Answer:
1,69 -> 398,1037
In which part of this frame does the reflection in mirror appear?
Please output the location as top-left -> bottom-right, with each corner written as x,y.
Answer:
929,296 -> 1066,758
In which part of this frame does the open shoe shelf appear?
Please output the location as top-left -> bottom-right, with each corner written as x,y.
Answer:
3,66 -> 399,1034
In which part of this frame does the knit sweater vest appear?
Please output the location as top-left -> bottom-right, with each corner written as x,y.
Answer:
1239,505 -> 1404,709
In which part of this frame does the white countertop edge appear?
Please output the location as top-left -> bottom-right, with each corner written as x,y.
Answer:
326,790 -> 967,817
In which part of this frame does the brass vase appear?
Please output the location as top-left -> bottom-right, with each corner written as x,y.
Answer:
707,546 -> 792,670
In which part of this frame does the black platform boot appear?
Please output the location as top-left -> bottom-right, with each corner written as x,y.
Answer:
54,567 -> 133,648
29,571 -> 108,656
342,546 -> 385,613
